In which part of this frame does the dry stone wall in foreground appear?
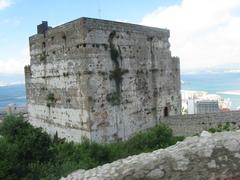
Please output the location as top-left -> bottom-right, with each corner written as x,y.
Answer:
62,131 -> 240,180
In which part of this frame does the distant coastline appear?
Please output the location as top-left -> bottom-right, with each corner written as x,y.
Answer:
218,90 -> 240,96
0,81 -> 25,87
0,84 -> 26,110
1,72 -> 240,110
181,72 -> 240,109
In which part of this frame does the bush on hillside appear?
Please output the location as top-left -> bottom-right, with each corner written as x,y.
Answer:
0,115 -> 55,179
0,115 -> 184,179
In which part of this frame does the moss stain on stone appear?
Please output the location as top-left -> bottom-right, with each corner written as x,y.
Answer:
107,31 -> 128,105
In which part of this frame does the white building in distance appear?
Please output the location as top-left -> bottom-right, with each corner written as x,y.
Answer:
181,90 -> 231,114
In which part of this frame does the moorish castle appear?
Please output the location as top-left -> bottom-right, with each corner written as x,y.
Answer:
25,17 -> 240,143
24,17 -> 181,143
24,17 -> 240,179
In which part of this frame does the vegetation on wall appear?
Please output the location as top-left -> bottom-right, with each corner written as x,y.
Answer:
40,51 -> 47,63
109,68 -> 129,82
106,92 -> 121,106
46,92 -> 56,108
107,31 -> 128,105
208,122 -> 232,133
0,115 -> 184,179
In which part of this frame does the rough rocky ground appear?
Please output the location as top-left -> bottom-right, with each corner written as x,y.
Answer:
61,131 -> 240,180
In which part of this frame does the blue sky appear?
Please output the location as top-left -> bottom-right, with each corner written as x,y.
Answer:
0,0 -> 178,58
0,0 -> 181,84
0,0 -> 180,56
1,0 -> 240,84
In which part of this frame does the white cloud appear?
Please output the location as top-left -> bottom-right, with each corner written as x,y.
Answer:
141,0 -> 240,72
0,47 -> 30,74
0,0 -> 12,10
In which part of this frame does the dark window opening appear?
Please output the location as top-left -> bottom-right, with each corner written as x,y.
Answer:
42,42 -> 46,49
62,35 -> 67,45
164,107 -> 169,117
62,35 -> 66,40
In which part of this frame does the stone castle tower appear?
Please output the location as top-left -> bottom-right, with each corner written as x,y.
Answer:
25,17 -> 181,143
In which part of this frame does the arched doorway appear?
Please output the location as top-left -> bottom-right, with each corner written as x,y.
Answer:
164,107 -> 169,117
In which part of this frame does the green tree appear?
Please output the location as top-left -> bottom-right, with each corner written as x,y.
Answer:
0,115 -> 55,179
0,115 -> 184,179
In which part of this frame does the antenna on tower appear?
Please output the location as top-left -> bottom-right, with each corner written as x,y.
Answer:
97,0 -> 102,19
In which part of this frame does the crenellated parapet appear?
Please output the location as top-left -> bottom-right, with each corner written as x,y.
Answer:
24,65 -> 31,77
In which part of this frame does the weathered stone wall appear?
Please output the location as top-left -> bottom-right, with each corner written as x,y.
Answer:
61,131 -> 240,179
25,17 -> 181,143
161,111 -> 240,137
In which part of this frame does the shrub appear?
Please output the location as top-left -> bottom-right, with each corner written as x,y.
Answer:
208,122 -> 231,133
0,115 -> 53,162
0,116 -> 184,179
0,115 -> 55,179
0,138 -> 19,179
126,124 -> 183,152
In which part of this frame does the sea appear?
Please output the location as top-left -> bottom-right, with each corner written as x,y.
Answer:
181,72 -> 240,109
0,84 -> 26,111
0,72 -> 240,110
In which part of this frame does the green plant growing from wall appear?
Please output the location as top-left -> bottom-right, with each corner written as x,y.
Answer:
208,122 -> 231,133
40,51 -> 47,62
109,68 -> 129,89
46,92 -> 56,108
106,92 -> 121,106
110,48 -> 119,65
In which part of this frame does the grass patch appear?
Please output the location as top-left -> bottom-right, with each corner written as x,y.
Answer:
208,122 -> 231,133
